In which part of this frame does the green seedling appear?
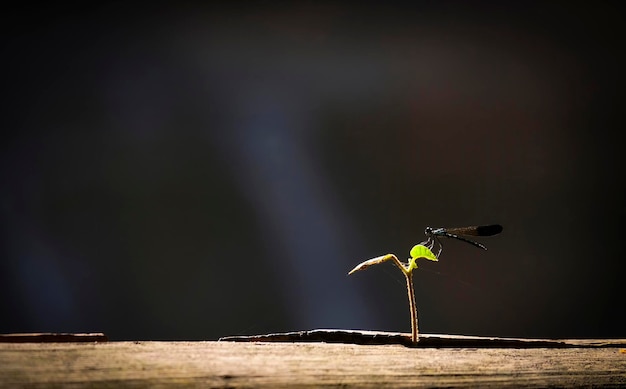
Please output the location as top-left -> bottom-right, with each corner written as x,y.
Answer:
348,244 -> 438,344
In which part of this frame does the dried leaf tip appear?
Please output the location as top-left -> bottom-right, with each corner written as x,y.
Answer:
348,254 -> 399,275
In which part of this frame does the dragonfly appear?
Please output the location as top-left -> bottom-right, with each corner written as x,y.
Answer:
422,224 -> 503,258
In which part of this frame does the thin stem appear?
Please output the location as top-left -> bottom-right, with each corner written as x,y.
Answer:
404,271 -> 418,343
389,255 -> 407,273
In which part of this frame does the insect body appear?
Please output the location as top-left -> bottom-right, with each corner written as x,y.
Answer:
423,224 -> 503,258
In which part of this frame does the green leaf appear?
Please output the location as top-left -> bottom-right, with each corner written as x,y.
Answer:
407,244 -> 438,271
410,244 -> 438,261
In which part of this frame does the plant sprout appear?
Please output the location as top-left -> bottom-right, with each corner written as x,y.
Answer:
348,244 -> 438,344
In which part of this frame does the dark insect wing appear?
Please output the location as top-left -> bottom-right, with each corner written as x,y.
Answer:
475,224 -> 503,236
423,224 -> 502,253
444,224 -> 503,237
441,226 -> 480,236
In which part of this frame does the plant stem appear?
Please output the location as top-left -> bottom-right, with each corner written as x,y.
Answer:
404,271 -> 418,343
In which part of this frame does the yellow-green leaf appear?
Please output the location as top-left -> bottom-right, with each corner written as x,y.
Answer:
409,244 -> 438,261
407,245 -> 438,271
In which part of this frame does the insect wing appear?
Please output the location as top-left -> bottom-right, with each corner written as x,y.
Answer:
444,224 -> 502,237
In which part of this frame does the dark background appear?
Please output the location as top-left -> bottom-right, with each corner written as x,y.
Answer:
2,3 -> 624,340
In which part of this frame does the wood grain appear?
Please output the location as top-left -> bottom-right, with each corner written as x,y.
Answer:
0,332 -> 108,343
220,329 -> 626,348
1,337 -> 625,387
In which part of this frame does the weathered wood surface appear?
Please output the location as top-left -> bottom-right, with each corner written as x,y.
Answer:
0,332 -> 108,343
1,336 -> 625,387
220,329 -> 626,348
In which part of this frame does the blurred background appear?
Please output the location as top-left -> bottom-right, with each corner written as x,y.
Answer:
1,3 -> 624,340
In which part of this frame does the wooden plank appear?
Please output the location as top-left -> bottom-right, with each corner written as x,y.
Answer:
0,333 -> 108,343
220,329 -> 626,348
1,338 -> 625,387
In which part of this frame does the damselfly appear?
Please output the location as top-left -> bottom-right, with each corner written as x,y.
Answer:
422,224 -> 503,258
